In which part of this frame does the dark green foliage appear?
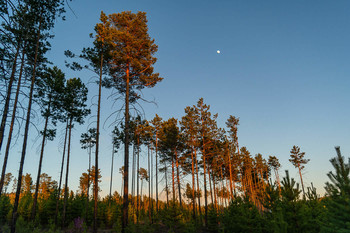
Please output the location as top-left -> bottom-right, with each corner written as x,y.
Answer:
0,195 -> 11,224
38,190 -> 59,225
18,193 -> 33,221
221,196 -> 266,233
322,147 -> 350,233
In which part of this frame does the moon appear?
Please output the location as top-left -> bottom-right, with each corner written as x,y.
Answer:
217,50 -> 221,54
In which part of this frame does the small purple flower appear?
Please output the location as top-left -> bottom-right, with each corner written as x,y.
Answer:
74,217 -> 84,232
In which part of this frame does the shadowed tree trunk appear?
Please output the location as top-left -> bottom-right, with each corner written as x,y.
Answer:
11,19 -> 42,232
191,147 -> 196,220
62,118 -> 73,228
165,162 -> 169,207
31,99 -> 51,220
0,44 -> 20,152
93,44 -> 103,233
86,142 -> 92,221
195,151 -> 202,221
55,120 -> 68,225
122,65 -> 130,232
0,48 -> 25,196
175,150 -> 182,208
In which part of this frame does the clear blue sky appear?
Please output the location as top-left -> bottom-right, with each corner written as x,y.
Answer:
3,0 -> 350,197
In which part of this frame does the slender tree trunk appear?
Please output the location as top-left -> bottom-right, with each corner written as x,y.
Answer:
131,144 -> 135,203
136,142 -> 140,222
171,156 -> 175,203
165,162 -> 169,207
275,169 -> 281,193
121,173 -> 123,197
150,147 -> 153,223
298,165 -> 305,198
86,144 -> 91,222
122,65 -> 130,232
93,49 -> 103,233
155,134 -> 159,212
109,147 -> 114,200
55,120 -> 69,225
203,154 -> 208,227
227,145 -> 234,199
0,48 -> 25,196
175,150 -> 182,208
31,99 -> 51,220
62,118 -> 73,228
0,43 -> 20,152
194,150 -> 202,220
212,173 -> 217,212
141,179 -> 143,207
11,20 -> 41,232
190,146 -> 196,220
208,166 -> 214,205
148,146 -> 151,222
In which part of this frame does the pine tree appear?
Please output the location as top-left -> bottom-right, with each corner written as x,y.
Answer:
61,78 -> 90,227
97,11 -> 163,231
289,145 -> 309,197
323,146 -> 350,232
31,66 -> 66,220
80,128 -> 97,222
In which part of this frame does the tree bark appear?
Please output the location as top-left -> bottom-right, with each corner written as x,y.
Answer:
171,156 -> 175,203
122,65 -> 130,232
11,20 -> 41,233
155,133 -> 159,211
109,148 -> 114,200
0,44 -> 20,152
190,146 -> 196,220
93,48 -> 103,233
175,150 -> 182,208
136,140 -> 140,222
194,150 -> 202,221
31,98 -> 51,220
0,47 -> 25,196
148,146 -> 151,222
298,165 -> 305,198
55,120 -> 68,225
62,118 -> 73,228
165,162 -> 169,207
86,143 -> 92,221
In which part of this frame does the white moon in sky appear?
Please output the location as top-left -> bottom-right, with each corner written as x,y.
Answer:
217,50 -> 221,54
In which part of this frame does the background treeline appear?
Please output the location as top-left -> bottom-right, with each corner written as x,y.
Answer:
1,0 -> 350,233
0,145 -> 348,233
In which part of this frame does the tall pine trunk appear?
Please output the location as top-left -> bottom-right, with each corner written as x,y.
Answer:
31,98 -> 51,219
62,118 -> 73,228
194,151 -> 202,221
298,165 -> 305,197
150,147 -> 154,223
202,154 -> 208,227
148,146 -> 151,222
86,143 -> 92,221
175,150 -> 182,208
136,142 -> 140,222
165,162 -> 169,207
0,44 -> 20,152
55,120 -> 68,225
227,145 -> 234,199
155,134 -> 159,211
122,66 -> 130,232
93,48 -> 103,233
0,47 -> 25,196
109,148 -> 114,199
208,166 -> 214,205
11,19 -> 41,233
171,156 -> 175,203
190,146 -> 196,220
